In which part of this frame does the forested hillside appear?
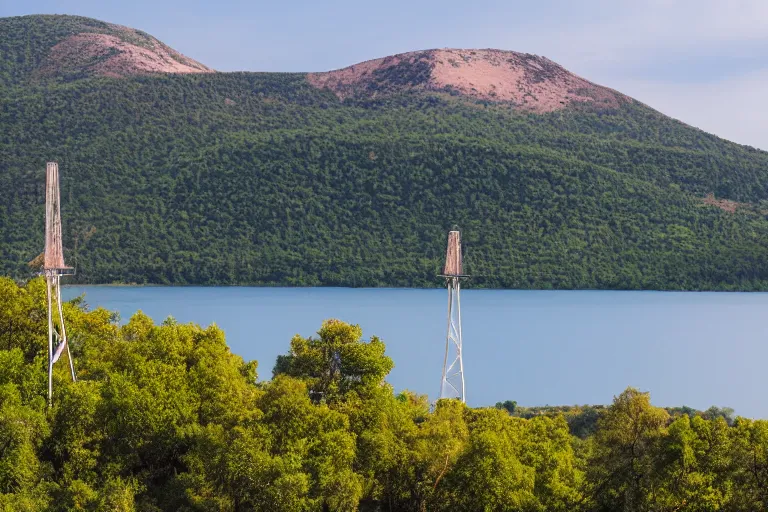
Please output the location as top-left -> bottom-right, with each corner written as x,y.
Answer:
1,277 -> 767,510
3,15 -> 768,289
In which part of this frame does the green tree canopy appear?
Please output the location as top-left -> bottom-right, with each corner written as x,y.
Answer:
273,319 -> 394,404
1,277 -> 767,510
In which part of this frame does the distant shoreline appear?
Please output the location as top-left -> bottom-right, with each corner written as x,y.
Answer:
61,283 -> 768,293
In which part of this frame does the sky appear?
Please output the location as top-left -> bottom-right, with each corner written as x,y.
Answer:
2,0 -> 768,149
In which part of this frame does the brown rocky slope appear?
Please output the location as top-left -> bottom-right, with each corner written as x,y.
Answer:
308,48 -> 629,113
12,16 -> 626,114
33,20 -> 213,79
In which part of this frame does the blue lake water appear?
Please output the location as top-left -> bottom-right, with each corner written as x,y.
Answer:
62,287 -> 768,419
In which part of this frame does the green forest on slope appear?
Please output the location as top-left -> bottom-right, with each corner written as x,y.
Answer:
3,15 -> 768,289
1,277 -> 767,511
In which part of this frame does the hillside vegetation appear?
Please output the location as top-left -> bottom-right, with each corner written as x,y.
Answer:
0,14 -> 209,86
1,277 -> 767,511
2,15 -> 768,289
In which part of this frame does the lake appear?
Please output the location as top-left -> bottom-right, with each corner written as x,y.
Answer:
62,286 -> 768,418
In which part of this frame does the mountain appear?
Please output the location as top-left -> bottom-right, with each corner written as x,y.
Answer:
2,14 -> 768,290
0,15 -> 211,85
308,48 -> 628,112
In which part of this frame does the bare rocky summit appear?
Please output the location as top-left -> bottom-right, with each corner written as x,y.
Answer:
308,49 -> 628,112
34,21 -> 213,79
10,15 -> 625,113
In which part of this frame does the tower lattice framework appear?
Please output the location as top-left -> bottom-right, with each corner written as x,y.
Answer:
43,162 -> 76,406
439,230 -> 467,403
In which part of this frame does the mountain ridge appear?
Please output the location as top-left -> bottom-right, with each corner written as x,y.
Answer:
0,14 -> 212,84
3,15 -> 768,289
308,48 -> 631,113
1,15 -> 629,114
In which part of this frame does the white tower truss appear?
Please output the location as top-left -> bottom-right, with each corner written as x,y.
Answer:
43,162 -> 76,406
439,230 -> 467,403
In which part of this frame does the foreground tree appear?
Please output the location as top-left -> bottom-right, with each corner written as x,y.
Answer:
2,278 -> 768,511
273,319 -> 394,404
729,418 -> 768,509
584,388 -> 670,510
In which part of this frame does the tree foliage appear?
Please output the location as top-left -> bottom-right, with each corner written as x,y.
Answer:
274,319 -> 393,404
1,277 -> 767,510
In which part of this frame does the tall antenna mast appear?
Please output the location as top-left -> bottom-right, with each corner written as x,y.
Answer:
43,162 -> 76,406
438,230 -> 467,403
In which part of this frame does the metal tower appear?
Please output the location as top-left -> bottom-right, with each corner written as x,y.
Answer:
43,162 -> 76,406
439,230 -> 467,403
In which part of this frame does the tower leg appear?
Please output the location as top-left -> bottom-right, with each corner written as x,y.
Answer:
439,280 -> 453,400
455,279 -> 465,402
46,276 -> 54,407
66,345 -> 76,383
439,277 -> 465,403
55,276 -> 76,382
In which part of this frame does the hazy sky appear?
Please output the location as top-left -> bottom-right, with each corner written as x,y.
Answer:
3,0 -> 767,149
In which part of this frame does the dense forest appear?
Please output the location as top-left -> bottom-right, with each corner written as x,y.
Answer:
1,277 -> 767,511
3,15 -> 768,289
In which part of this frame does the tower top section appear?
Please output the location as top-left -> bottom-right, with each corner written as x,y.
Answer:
442,230 -> 466,277
44,162 -> 72,274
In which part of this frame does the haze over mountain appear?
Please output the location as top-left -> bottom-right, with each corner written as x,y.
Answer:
2,14 -> 768,290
